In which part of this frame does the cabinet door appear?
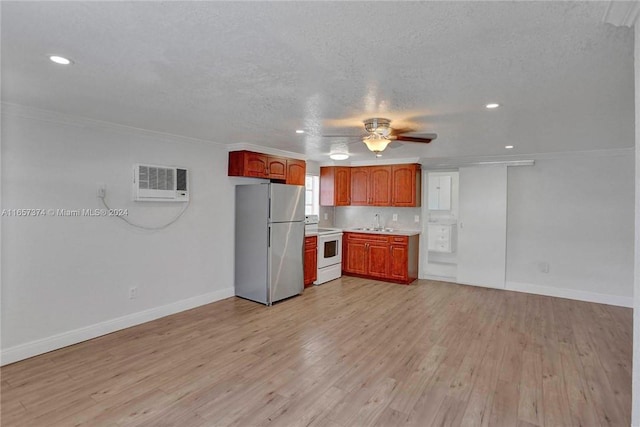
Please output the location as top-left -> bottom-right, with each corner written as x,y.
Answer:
350,167 -> 370,206
344,240 -> 367,275
320,167 -> 351,206
267,156 -> 287,180
286,159 -> 306,186
304,236 -> 317,287
367,241 -> 389,278
335,167 -> 351,206
392,164 -> 420,207
428,175 -> 452,210
388,244 -> 408,281
369,166 -> 392,206
245,152 -> 269,177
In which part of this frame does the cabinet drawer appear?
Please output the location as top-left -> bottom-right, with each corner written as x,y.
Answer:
390,236 -> 408,244
345,232 -> 388,242
428,225 -> 451,238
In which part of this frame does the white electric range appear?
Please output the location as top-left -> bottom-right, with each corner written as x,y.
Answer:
305,215 -> 343,285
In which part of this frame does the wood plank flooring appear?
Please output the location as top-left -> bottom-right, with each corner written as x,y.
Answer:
0,277 -> 633,426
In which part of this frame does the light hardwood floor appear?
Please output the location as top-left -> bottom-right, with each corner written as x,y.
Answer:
0,277 -> 633,427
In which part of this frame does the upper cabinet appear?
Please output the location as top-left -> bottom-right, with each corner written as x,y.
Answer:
320,167 -> 350,206
320,163 -> 420,207
392,164 -> 421,207
427,174 -> 452,210
351,166 -> 392,206
286,159 -> 306,186
349,167 -> 369,205
228,150 -> 306,185
267,156 -> 287,180
228,151 -> 269,178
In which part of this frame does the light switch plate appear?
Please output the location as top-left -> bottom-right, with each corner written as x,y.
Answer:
414,215 -> 420,223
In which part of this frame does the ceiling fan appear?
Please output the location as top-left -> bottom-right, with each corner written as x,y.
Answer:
324,118 -> 437,157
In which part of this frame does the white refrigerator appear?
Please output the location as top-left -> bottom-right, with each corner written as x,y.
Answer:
234,183 -> 305,305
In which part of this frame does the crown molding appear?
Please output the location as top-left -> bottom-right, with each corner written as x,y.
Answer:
0,102 -> 225,148
603,1 -> 640,27
317,157 -> 421,167
226,143 -> 307,160
419,147 -> 633,168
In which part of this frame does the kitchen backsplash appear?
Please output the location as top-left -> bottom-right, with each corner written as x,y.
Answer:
333,206 -> 422,230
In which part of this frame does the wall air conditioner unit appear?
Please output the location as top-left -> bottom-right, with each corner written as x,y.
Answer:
133,164 -> 189,202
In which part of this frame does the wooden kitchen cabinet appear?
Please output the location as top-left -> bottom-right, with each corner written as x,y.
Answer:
389,237 -> 410,282
392,164 -> 421,207
229,151 -> 269,178
321,164 -> 418,207
370,166 -> 393,205
367,240 -> 390,278
342,232 -> 419,284
228,150 -> 306,184
320,167 -> 351,206
343,234 -> 369,275
350,167 -> 369,205
304,236 -> 317,287
286,159 -> 306,186
267,156 -> 287,180
350,166 -> 392,206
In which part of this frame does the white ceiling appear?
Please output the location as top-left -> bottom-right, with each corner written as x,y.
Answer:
1,1 -> 634,162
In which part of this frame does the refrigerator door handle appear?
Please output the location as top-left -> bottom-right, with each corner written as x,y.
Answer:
268,226 -> 271,247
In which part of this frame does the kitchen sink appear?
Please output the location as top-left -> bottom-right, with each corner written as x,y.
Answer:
352,227 -> 395,232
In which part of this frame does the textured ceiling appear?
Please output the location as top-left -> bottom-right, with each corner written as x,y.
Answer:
1,1 -> 634,162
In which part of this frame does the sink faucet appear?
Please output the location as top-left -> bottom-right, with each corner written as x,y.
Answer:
374,213 -> 381,230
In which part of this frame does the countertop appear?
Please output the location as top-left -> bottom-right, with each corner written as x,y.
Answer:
343,228 -> 421,237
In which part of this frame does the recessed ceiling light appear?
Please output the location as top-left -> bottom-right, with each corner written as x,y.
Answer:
295,130 -> 304,134
486,103 -> 500,109
505,145 -> 514,149
329,153 -> 349,161
49,55 -> 72,65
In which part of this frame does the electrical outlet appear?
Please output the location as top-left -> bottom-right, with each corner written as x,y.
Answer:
129,287 -> 138,299
414,215 -> 420,223
324,212 -> 328,220
97,183 -> 106,198
538,262 -> 550,274
392,214 -> 398,221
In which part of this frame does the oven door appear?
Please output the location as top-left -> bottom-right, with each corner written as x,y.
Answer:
318,233 -> 342,269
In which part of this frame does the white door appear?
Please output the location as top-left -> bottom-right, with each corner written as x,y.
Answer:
457,165 -> 507,289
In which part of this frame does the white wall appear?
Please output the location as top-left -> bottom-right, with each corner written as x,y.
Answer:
506,152 -> 634,307
1,105 -> 236,364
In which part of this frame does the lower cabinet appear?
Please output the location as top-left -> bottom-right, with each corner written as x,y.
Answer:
343,233 -> 419,284
304,236 -> 318,287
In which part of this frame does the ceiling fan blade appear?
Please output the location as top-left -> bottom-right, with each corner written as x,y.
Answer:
322,134 -> 363,138
394,133 -> 438,143
389,127 -> 416,136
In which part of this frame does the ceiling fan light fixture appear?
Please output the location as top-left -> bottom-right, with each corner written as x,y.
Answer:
329,152 -> 349,161
363,118 -> 391,136
362,133 -> 391,154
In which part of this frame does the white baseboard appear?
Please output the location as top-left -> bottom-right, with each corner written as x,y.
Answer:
424,274 -> 457,282
1,287 -> 235,366
505,281 -> 633,308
